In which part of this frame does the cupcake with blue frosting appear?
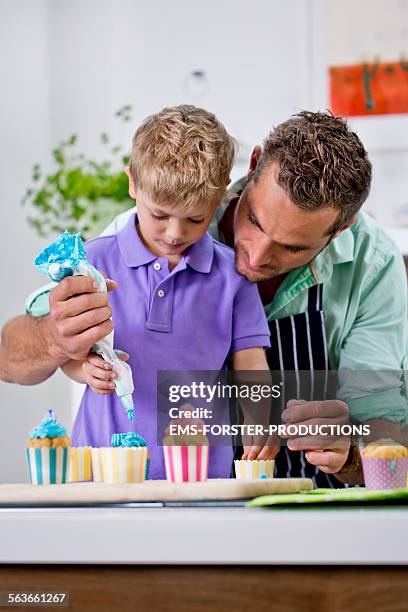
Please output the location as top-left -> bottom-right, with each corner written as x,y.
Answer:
95,432 -> 149,484
26,410 -> 70,484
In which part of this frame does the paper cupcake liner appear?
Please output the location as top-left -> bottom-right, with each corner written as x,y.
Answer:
163,445 -> 209,482
26,447 -> 69,485
362,457 -> 408,490
68,447 -> 93,482
91,447 -> 103,482
234,459 -> 275,479
97,447 -> 148,484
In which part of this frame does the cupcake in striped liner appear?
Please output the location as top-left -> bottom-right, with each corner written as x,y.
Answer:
362,438 -> 408,490
26,409 -> 70,485
68,447 -> 93,482
234,459 -> 275,479
95,432 -> 149,484
163,434 -> 209,483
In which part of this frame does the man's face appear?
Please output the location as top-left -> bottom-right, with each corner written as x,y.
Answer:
234,163 -> 341,282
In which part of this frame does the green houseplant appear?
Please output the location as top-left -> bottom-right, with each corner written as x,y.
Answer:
22,106 -> 134,240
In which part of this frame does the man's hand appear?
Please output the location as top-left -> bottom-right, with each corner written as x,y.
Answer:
0,274 -> 118,385
48,275 -> 117,363
281,399 -> 351,474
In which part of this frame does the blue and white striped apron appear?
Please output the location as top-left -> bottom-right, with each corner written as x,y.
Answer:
268,283 -> 345,489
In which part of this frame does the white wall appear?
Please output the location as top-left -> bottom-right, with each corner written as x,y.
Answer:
0,0 -> 70,483
47,0 -> 317,180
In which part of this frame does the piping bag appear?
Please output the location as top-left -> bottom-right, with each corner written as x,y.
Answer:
34,231 -> 135,420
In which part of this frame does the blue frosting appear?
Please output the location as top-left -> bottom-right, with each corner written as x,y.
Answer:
111,432 -> 147,448
29,409 -> 67,439
118,393 -> 134,421
35,231 -> 87,281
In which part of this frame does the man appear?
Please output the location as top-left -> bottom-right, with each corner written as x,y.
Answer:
2,111 -> 407,485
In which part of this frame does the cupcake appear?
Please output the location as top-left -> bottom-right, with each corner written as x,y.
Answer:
68,446 -> 93,482
163,434 -> 209,483
26,409 -> 70,485
362,438 -> 408,490
95,432 -> 149,484
234,459 -> 275,479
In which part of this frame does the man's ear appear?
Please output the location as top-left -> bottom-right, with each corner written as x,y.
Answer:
248,146 -> 262,178
332,215 -> 358,239
125,166 -> 136,199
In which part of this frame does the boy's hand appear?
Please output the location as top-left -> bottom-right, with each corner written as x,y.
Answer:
242,439 -> 279,461
241,413 -> 279,461
82,350 -> 129,395
242,427 -> 279,461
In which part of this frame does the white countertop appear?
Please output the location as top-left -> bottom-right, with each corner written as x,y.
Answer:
1,506 -> 407,565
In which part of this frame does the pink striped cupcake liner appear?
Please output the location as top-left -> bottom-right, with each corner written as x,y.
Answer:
163,445 -> 209,483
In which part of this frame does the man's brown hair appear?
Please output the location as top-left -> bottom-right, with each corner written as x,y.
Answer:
253,111 -> 372,233
129,105 -> 236,211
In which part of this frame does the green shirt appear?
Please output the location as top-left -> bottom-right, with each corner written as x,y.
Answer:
27,190 -> 408,425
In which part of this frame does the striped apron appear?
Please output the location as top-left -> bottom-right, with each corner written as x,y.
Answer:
232,283 -> 345,489
268,283 -> 345,488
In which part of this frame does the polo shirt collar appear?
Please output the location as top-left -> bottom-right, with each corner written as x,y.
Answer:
117,212 -> 157,267
117,211 -> 214,273
312,221 -> 355,282
184,232 -> 214,273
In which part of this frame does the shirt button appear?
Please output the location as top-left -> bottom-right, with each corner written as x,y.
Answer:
153,262 -> 161,271
157,289 -> 165,298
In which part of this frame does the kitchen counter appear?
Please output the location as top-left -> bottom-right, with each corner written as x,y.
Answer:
1,505 -> 408,565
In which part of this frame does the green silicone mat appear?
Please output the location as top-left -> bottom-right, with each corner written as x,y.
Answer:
247,487 -> 408,507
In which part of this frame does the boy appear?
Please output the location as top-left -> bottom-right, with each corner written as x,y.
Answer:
63,105 -> 274,479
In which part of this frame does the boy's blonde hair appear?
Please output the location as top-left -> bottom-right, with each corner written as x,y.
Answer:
129,105 -> 236,211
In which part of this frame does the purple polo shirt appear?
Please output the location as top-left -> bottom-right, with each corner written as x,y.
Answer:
72,213 -> 270,479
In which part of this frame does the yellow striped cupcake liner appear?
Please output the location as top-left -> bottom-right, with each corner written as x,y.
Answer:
68,447 -> 93,482
97,447 -> 148,484
234,459 -> 275,479
91,447 -> 103,482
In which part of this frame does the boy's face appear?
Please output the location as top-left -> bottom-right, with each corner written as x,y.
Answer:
134,187 -> 217,264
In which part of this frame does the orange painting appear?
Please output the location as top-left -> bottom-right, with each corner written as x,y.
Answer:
329,59 -> 408,116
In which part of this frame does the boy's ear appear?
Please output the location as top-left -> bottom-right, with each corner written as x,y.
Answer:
125,166 -> 136,199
